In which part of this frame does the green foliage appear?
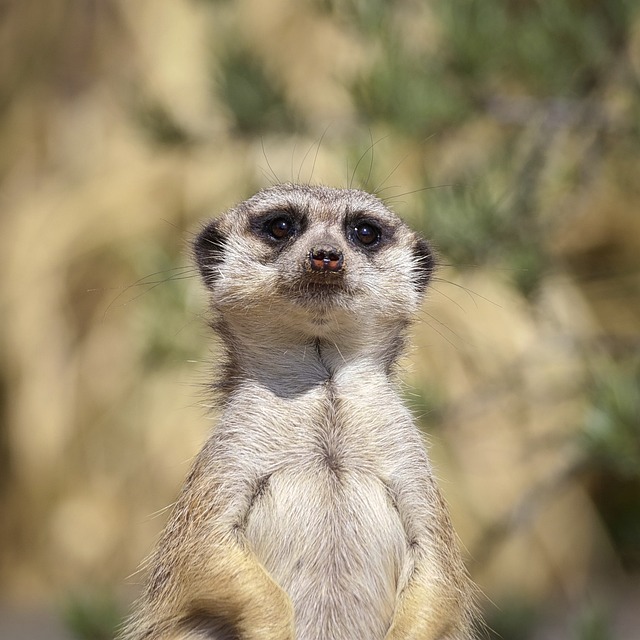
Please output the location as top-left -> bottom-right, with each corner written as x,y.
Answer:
573,601 -> 614,640
347,0 -> 472,135
352,45 -> 472,135
134,100 -> 193,148
439,0 -> 632,96
61,591 -> 123,640
313,0 -> 389,35
582,358 -> 640,479
402,383 -> 446,433
216,44 -> 302,136
417,182 -> 508,265
484,598 -> 538,640
443,0 -> 634,98
130,246 -> 203,370
581,357 -> 640,569
413,180 -> 547,297
349,0 -> 638,135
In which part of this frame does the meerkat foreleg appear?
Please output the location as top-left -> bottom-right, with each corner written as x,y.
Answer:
130,536 -> 295,640
384,566 -> 471,640
178,541 -> 295,639
383,470 -> 474,640
124,466 -> 296,640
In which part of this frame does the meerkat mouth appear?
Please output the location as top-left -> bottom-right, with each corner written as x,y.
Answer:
298,282 -> 346,302
275,273 -> 351,308
300,270 -> 349,292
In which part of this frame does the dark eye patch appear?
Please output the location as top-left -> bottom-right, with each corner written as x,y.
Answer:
345,211 -> 395,252
268,217 -> 293,240
250,208 -> 306,244
353,222 -> 381,247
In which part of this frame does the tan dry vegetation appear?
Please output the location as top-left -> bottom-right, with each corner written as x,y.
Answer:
0,1 -> 638,635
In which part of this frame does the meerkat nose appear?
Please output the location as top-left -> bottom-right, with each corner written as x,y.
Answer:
309,246 -> 344,272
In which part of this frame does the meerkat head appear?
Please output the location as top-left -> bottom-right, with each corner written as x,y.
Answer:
194,184 -> 434,341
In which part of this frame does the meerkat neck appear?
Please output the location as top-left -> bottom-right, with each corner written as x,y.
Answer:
214,319 -> 408,397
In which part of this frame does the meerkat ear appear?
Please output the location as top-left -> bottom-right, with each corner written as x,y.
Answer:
412,236 -> 436,294
194,219 -> 226,290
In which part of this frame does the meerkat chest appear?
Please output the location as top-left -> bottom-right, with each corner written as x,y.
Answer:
240,380 -> 411,640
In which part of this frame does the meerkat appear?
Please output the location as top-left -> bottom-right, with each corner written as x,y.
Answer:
121,183 -> 476,640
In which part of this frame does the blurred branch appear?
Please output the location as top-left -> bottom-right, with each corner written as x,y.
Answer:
469,456 -> 589,570
485,95 -> 609,129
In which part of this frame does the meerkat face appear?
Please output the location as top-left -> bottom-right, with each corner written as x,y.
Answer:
194,184 -> 434,338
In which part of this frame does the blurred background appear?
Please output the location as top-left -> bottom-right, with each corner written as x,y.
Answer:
1,1 -> 639,638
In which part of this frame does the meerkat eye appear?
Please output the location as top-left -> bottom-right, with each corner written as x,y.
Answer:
354,222 -> 381,247
267,216 -> 293,240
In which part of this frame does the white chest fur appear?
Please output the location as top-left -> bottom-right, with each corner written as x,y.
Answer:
214,356 -> 420,640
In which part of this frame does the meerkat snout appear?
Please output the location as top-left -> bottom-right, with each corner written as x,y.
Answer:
308,245 -> 344,272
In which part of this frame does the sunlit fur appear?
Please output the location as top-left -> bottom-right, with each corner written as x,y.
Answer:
121,184 -> 476,640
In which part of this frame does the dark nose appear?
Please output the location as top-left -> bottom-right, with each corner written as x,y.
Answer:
309,246 -> 344,272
